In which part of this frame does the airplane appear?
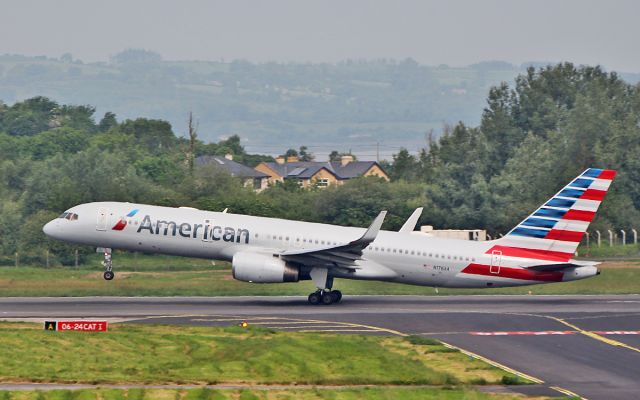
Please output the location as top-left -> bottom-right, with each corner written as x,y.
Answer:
43,168 -> 615,305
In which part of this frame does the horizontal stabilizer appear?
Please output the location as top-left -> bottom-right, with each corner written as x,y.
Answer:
527,264 -> 578,272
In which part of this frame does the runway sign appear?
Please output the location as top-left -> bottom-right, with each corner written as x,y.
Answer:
44,320 -> 108,332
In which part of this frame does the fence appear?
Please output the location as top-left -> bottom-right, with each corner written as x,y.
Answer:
482,230 -> 637,247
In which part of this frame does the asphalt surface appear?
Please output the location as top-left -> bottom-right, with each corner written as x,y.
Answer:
2,294 -> 640,400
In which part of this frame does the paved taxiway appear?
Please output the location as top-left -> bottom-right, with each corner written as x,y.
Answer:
2,294 -> 639,400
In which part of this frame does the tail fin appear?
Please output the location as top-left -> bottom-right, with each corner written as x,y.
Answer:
492,168 -> 616,262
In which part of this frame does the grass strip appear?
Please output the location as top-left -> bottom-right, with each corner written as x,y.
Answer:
0,387 -> 550,400
0,262 -> 639,297
0,323 -> 524,387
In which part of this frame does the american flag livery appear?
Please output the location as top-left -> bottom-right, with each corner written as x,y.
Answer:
489,168 -> 616,263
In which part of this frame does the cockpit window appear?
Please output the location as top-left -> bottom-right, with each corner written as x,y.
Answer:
58,212 -> 79,221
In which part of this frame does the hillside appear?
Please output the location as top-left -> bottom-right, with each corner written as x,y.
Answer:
0,52 -> 571,155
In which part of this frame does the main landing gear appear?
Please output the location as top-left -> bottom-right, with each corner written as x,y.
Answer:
101,248 -> 114,281
307,267 -> 341,305
308,290 -> 342,305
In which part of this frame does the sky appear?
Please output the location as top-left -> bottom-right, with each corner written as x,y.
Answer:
1,0 -> 638,72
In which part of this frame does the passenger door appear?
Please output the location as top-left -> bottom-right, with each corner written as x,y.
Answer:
96,208 -> 109,231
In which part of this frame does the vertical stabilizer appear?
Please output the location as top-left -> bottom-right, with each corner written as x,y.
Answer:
491,168 -> 616,262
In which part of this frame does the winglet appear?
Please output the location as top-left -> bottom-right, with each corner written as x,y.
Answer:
399,207 -> 423,233
352,210 -> 387,245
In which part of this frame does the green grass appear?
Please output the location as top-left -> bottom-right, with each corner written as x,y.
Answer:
0,387 -> 543,400
0,323 -> 522,387
0,261 -> 638,297
578,243 -> 640,259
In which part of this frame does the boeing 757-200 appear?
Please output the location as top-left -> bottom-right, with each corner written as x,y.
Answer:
43,168 -> 615,304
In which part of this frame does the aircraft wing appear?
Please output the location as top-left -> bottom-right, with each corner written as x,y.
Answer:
279,211 -> 387,269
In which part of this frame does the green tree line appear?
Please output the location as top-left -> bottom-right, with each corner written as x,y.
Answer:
0,63 -> 638,266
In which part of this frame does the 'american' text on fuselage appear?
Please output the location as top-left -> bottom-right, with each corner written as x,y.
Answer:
136,215 -> 250,243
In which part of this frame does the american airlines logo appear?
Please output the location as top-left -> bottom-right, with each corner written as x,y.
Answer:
112,209 -> 140,230
135,214 -> 250,244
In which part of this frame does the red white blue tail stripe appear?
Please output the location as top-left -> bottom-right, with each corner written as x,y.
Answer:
489,168 -> 616,262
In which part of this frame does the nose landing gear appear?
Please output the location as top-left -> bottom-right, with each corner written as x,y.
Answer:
100,248 -> 114,281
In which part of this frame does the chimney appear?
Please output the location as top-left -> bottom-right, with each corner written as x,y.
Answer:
275,156 -> 285,165
340,154 -> 354,166
224,153 -> 233,161
286,155 -> 299,163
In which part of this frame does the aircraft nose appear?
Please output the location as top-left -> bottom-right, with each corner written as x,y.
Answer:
42,220 -> 59,238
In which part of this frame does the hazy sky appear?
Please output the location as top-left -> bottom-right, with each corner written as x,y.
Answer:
1,0 -> 639,72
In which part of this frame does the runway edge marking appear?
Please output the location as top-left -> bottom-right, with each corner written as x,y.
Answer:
550,386 -> 587,399
548,316 -> 640,354
437,340 -> 544,384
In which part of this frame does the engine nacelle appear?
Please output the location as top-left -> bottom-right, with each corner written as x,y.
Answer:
232,251 -> 299,283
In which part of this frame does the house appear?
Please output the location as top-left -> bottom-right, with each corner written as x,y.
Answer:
195,155 -> 271,192
255,155 -> 389,188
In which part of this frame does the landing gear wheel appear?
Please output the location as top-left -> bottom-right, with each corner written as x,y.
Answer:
308,292 -> 321,305
101,248 -> 114,282
331,290 -> 342,303
321,291 -> 334,305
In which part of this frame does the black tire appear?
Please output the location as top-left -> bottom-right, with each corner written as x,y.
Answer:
321,292 -> 334,305
308,292 -> 321,305
103,271 -> 114,281
331,290 -> 342,303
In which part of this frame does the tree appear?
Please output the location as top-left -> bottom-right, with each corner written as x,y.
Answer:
98,112 -> 118,132
389,148 -> 418,181
298,146 -> 314,161
119,118 -> 177,153
284,148 -> 298,158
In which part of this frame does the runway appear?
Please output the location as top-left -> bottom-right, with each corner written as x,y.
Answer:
2,294 -> 640,400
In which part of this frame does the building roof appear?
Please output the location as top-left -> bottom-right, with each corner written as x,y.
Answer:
261,161 -> 384,180
329,161 -> 380,179
195,156 -> 270,178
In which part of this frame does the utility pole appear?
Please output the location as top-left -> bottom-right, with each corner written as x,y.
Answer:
187,112 -> 198,174
376,141 -> 380,163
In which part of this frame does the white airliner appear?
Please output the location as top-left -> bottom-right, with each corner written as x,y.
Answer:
43,168 -> 615,305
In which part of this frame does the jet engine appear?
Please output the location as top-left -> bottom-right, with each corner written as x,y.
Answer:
232,251 -> 299,283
